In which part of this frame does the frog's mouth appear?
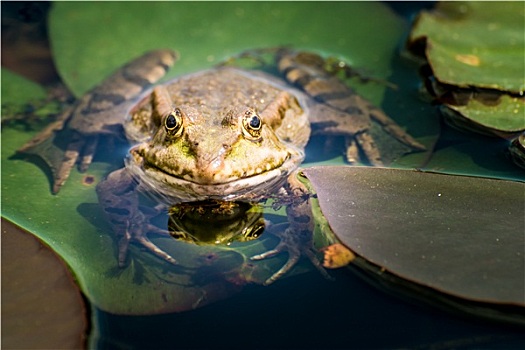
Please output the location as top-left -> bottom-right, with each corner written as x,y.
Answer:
125,152 -> 303,203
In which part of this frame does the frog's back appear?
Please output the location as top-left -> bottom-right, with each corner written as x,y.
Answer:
165,68 -> 296,114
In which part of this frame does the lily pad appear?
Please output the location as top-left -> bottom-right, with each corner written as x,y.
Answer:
409,2 -> 524,93
50,2 -> 404,99
443,96 -> 525,134
1,68 -> 47,106
407,2 -> 525,137
3,126 -> 291,315
2,219 -> 88,348
303,166 -> 525,322
1,68 -> 53,124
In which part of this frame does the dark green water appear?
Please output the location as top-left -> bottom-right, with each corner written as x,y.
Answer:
92,269 -> 525,349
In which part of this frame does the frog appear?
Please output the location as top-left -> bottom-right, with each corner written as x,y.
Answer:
18,48 -> 425,284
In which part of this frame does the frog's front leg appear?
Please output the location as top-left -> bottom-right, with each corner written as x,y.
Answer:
252,171 -> 331,285
19,50 -> 177,194
96,168 -> 176,267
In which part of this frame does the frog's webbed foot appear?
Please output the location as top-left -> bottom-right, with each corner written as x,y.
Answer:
251,226 -> 331,286
275,48 -> 426,165
97,168 -> 177,267
18,49 -> 178,194
252,173 -> 331,285
47,132 -> 99,193
118,214 -> 176,267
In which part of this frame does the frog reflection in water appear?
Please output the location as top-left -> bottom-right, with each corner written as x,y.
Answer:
19,48 -> 425,284
168,201 -> 266,245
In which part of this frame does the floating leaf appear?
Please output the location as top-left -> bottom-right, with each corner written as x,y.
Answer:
2,219 -> 88,348
50,2 -> 405,98
303,166 -> 524,322
407,1 -> 525,139
1,68 -> 47,106
2,67 -> 57,123
4,121 -> 299,315
444,95 -> 525,135
409,2 -> 525,93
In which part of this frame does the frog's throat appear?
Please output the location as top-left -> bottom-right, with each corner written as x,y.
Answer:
124,152 -> 303,203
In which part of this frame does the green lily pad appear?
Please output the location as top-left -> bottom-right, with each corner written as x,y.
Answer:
409,2 -> 525,93
1,68 -> 47,106
50,2 -> 404,99
2,67 -> 58,123
444,95 -> 525,134
3,127 -> 290,315
3,124 -> 293,315
407,2 -> 525,137
303,166 -> 525,323
2,2 -> 441,315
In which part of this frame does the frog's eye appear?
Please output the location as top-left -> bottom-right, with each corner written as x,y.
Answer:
242,109 -> 262,140
165,108 -> 183,136
243,221 -> 265,241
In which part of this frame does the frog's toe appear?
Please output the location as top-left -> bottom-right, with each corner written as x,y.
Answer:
263,253 -> 300,286
250,240 -> 298,285
355,133 -> 384,166
345,137 -> 360,164
117,231 -> 132,268
304,247 -> 334,281
145,224 -> 171,237
251,237 -> 332,285
369,107 -> 426,152
250,240 -> 287,260
257,247 -> 332,285
135,236 -> 177,265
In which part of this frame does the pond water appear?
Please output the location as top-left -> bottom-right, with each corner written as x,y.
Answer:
2,1 -> 524,348
92,269 -> 525,349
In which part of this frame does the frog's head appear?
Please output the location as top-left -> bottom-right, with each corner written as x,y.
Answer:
127,103 -> 304,201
